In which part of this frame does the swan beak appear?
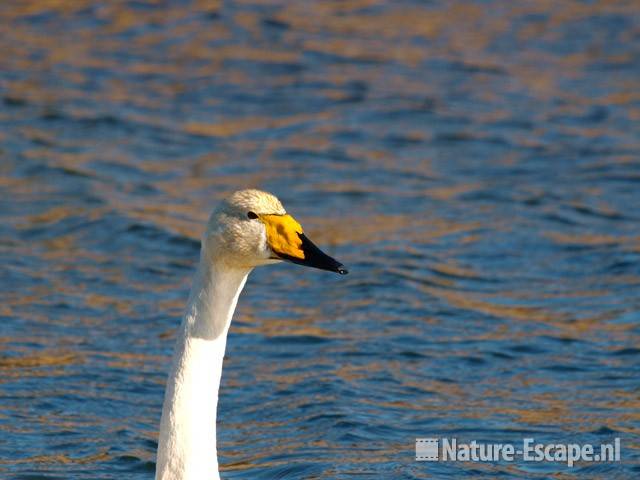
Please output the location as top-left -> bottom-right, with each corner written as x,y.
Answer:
260,214 -> 348,275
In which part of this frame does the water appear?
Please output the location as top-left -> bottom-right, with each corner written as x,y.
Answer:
1,1 -> 639,478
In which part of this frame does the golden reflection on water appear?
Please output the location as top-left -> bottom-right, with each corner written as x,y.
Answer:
1,0 -> 639,477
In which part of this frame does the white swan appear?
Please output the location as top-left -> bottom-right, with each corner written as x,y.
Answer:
155,189 -> 347,480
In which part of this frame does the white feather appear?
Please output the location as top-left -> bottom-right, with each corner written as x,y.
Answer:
156,189 -> 287,480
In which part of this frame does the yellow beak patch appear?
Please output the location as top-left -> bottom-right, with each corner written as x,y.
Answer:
259,214 -> 305,260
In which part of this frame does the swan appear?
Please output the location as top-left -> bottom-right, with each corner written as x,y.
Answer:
155,189 -> 348,480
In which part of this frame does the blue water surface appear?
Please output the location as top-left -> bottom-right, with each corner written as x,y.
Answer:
1,1 -> 639,478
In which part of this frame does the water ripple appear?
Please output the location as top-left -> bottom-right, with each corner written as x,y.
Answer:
1,0 -> 639,478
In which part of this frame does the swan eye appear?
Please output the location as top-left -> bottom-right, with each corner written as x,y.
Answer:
247,211 -> 258,219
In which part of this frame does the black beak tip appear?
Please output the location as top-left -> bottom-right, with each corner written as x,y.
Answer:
283,233 -> 349,276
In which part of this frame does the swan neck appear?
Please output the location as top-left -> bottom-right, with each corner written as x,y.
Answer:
155,259 -> 250,480
187,260 -> 250,340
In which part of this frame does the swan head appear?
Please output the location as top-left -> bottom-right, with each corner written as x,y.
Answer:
202,189 -> 348,274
